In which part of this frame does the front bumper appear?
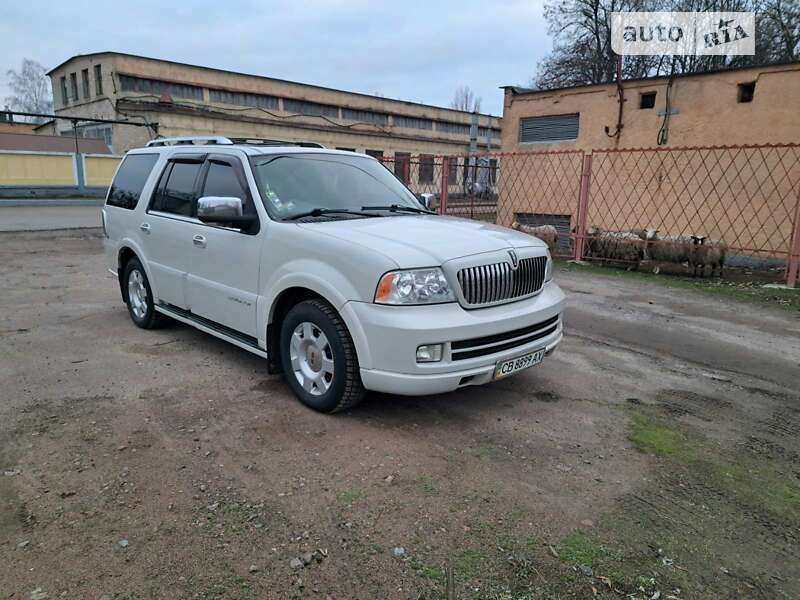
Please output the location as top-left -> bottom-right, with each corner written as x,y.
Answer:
341,281 -> 565,396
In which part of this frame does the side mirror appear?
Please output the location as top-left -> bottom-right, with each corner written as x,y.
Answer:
197,196 -> 256,228
419,193 -> 435,210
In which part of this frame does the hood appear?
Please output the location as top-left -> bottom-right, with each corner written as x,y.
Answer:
297,215 -> 546,268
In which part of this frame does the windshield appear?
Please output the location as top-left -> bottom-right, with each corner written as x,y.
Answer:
251,153 -> 423,220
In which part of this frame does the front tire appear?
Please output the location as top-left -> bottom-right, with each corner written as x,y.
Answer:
123,258 -> 167,329
280,299 -> 365,413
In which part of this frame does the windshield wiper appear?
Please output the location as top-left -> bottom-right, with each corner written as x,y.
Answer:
285,208 -> 381,221
361,204 -> 435,215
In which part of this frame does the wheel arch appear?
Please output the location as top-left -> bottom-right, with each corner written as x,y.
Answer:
115,241 -> 156,303
265,285 -> 370,375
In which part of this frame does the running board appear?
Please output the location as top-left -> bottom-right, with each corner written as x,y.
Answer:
155,304 -> 268,359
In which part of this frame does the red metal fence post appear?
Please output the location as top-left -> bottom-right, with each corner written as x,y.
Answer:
439,156 -> 449,215
574,153 -> 592,261
787,192 -> 800,287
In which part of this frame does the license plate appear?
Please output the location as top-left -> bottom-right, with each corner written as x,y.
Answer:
494,349 -> 545,380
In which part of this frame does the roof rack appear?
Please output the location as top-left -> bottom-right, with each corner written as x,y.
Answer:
145,136 -> 325,149
227,137 -> 325,148
145,136 -> 233,147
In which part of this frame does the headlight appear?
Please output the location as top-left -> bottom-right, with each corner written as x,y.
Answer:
544,253 -> 553,282
375,268 -> 455,305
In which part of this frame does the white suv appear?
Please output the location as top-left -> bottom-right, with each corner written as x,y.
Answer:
102,136 -> 564,413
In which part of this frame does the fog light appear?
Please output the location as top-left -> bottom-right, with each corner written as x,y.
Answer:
416,344 -> 443,363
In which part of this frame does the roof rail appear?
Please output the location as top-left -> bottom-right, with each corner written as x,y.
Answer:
145,136 -> 234,147
226,137 -> 325,149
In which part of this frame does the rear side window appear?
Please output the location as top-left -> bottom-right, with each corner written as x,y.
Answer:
106,153 -> 159,210
151,161 -> 202,216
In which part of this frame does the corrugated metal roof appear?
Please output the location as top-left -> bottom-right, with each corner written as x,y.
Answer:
0,132 -> 111,153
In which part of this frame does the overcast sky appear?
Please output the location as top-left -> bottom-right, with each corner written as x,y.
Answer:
0,0 -> 551,116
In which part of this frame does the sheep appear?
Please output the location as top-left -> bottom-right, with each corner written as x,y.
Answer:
644,229 -> 694,273
511,222 -> 559,253
584,226 -> 644,269
690,236 -> 728,278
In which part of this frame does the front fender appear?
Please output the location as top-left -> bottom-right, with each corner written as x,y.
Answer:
258,259 -> 374,367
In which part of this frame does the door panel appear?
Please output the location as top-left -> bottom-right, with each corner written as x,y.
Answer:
184,225 -> 261,335
184,156 -> 261,336
143,215 -> 193,308
139,157 -> 204,309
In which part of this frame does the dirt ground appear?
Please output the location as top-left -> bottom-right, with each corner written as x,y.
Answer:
1,230 -> 798,600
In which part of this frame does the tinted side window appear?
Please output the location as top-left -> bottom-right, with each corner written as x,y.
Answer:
106,154 -> 159,210
151,161 -> 201,216
203,162 -> 244,199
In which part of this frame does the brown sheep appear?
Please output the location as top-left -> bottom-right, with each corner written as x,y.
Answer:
511,222 -> 559,253
690,236 -> 728,278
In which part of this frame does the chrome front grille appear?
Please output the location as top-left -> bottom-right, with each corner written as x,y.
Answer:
457,256 -> 547,307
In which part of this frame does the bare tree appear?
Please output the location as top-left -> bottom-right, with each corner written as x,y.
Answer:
532,0 -> 799,90
450,86 -> 482,112
5,58 -> 53,122
756,0 -> 800,61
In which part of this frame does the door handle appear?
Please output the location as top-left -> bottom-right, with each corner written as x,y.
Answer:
192,234 -> 207,248
140,222 -> 151,234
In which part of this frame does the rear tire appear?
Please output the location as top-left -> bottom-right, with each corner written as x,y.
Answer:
280,299 -> 365,413
123,257 -> 168,329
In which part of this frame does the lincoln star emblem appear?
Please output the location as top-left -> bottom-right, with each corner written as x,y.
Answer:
508,249 -> 519,269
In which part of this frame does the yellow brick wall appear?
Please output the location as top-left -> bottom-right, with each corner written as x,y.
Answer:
0,152 -> 75,186
84,155 -> 122,187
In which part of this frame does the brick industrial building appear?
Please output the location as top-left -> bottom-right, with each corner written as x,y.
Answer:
41,51 -> 501,164
500,61 -> 800,151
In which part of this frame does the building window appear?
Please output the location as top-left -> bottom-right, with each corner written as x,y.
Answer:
365,149 -> 384,160
60,77 -> 68,105
478,126 -> 501,139
437,121 -> 470,135
94,64 -> 103,95
447,157 -> 459,183
393,115 -> 433,130
81,69 -> 90,99
70,73 -> 79,102
639,92 -> 656,109
209,88 -> 279,109
119,75 -> 204,100
336,147 -> 356,152
283,99 -> 339,118
342,108 -> 389,126
737,82 -> 755,103
419,155 -> 434,184
519,113 -> 579,143
394,152 -> 411,183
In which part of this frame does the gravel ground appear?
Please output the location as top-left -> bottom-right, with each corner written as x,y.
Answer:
1,230 -> 798,600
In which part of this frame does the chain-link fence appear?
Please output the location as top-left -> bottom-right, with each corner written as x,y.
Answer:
382,144 -> 800,285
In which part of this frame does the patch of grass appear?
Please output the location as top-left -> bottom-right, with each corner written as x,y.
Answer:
410,557 -> 446,582
628,412 -> 687,459
558,530 -> 607,566
337,488 -> 363,505
419,476 -> 439,496
454,548 -> 487,579
557,260 -> 800,313
713,460 -> 800,522
628,408 -> 800,522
